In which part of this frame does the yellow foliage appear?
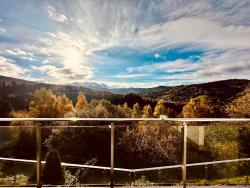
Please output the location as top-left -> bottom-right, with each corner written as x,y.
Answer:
75,92 -> 88,111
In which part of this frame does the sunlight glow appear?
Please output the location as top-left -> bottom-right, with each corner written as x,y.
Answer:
64,47 -> 82,66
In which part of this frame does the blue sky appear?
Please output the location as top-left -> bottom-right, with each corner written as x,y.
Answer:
0,0 -> 250,88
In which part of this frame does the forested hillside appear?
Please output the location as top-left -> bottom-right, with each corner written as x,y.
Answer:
0,76 -> 250,185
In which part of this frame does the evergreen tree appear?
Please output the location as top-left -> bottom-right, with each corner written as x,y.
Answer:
42,149 -> 65,185
11,80 -> 17,87
0,99 -> 11,117
2,81 -> 5,88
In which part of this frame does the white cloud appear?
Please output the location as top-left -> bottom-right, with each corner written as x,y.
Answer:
31,64 -> 93,84
122,48 -> 250,85
34,32 -> 93,83
0,28 -> 6,32
113,73 -> 151,79
1,0 -> 250,86
130,17 -> 250,50
5,48 -> 35,61
0,56 -> 26,78
46,5 -> 68,23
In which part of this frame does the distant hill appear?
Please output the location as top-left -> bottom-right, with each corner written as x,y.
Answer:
0,75 -> 249,112
151,79 -> 250,105
0,77 -> 123,110
0,75 -> 36,87
72,82 -> 150,94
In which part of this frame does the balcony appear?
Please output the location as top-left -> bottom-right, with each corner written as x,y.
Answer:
0,117 -> 250,188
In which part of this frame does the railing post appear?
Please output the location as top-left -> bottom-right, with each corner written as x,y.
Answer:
182,123 -> 187,188
205,164 -> 208,185
14,161 -> 16,185
36,123 -> 41,188
110,123 -> 115,188
130,171 -> 135,187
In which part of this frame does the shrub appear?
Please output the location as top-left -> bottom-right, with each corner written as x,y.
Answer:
42,149 -> 65,185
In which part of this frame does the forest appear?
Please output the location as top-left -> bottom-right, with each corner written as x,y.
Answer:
0,79 -> 250,185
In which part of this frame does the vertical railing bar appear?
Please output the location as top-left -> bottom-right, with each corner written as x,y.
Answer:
205,164 -> 208,185
36,123 -> 41,188
110,123 -> 115,188
182,122 -> 187,188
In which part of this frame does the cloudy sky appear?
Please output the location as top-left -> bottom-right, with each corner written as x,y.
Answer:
0,0 -> 250,88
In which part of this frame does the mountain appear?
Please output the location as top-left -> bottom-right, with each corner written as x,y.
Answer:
72,82 -> 150,94
0,75 -> 36,87
0,77 -> 123,110
151,79 -> 250,105
0,75 -> 249,112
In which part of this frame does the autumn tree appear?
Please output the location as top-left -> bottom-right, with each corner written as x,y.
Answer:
53,95 -> 74,117
226,86 -> 250,159
118,121 -> 181,168
119,103 -> 132,118
142,104 -> 153,118
95,103 -> 110,118
29,88 -> 57,117
29,88 -> 73,117
153,99 -> 166,117
131,103 -> 141,118
226,86 -> 250,118
182,95 -> 216,118
166,108 -> 177,118
75,92 -> 88,111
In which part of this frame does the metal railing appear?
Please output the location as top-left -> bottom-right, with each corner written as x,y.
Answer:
0,117 -> 250,188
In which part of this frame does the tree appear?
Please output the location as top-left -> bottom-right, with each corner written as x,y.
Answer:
42,149 -> 65,185
95,103 -> 110,118
75,92 -> 88,111
53,95 -> 74,117
153,99 -> 166,117
131,103 -> 141,118
226,86 -> 250,118
120,103 -> 132,118
29,88 -> 73,117
118,121 -> 181,168
29,88 -> 57,117
11,80 -> 17,87
142,104 -> 153,118
166,108 -> 177,118
0,99 -> 11,117
205,123 -> 240,177
226,86 -> 250,159
1,81 -> 5,88
182,95 -> 216,118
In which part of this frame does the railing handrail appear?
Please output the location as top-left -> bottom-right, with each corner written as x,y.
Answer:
0,117 -> 250,122
1,118 -> 250,188
0,157 -> 249,173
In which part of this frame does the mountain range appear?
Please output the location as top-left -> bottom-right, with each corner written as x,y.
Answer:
0,75 -> 249,111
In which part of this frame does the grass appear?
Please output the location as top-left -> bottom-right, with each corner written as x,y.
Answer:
0,174 -> 28,185
187,176 -> 249,185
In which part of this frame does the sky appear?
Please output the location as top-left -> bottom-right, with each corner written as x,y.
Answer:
0,0 -> 250,88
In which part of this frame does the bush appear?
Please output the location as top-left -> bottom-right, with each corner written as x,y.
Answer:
42,149 -> 65,185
